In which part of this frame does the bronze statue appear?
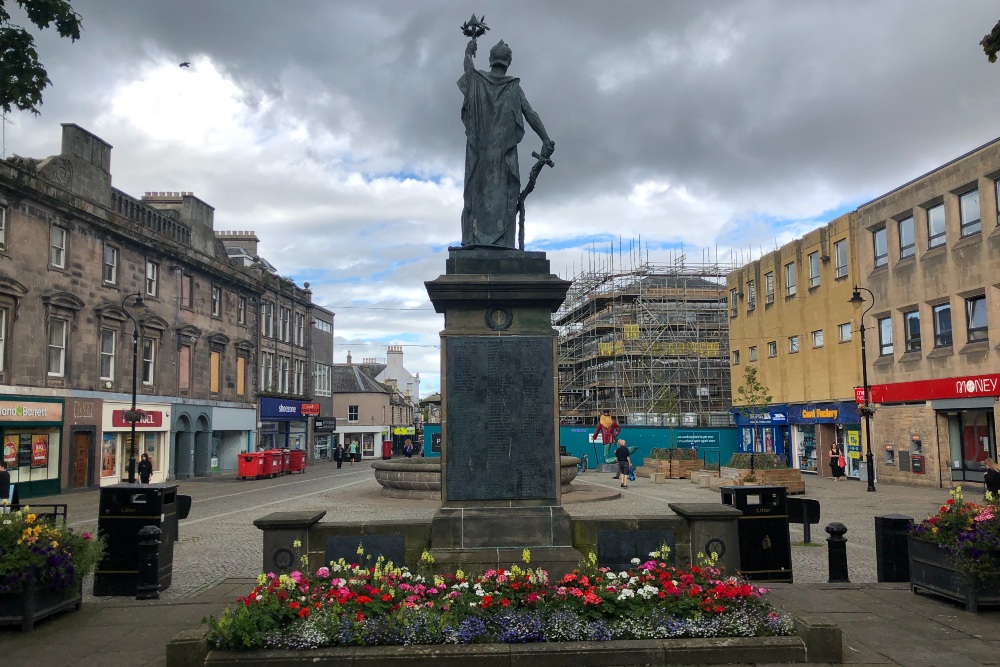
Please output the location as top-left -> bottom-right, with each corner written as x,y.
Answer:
458,15 -> 554,249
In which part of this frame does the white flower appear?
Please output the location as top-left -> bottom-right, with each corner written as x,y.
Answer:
630,557 -> 641,565
617,589 -> 636,600
605,572 -> 617,580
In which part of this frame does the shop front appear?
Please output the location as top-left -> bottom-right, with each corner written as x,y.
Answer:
259,398 -> 308,452
730,405 -> 789,461
101,402 -> 170,485
1,396 -> 64,498
786,401 -> 861,478
313,416 -> 336,461
212,406 -> 257,474
870,373 -> 999,485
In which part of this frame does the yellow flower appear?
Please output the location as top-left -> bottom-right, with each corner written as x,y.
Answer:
26,514 -> 36,523
931,526 -> 938,534
522,548 -> 531,564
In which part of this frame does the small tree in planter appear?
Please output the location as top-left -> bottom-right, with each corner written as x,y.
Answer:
735,366 -> 773,478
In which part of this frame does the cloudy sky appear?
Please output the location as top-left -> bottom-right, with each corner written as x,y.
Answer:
7,1 -> 1000,396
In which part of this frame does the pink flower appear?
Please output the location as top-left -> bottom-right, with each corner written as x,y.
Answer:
289,571 -> 303,583
82,532 -> 92,540
316,567 -> 331,578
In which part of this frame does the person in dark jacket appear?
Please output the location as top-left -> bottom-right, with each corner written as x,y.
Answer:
985,458 -> 1000,498
614,439 -> 632,490
334,443 -> 345,469
404,439 -> 414,458
137,453 -> 153,484
0,461 -> 10,508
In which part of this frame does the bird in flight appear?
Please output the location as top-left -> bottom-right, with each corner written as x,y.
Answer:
179,62 -> 191,68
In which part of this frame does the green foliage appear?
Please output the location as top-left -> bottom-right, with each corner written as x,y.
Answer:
0,0 -> 82,115
726,452 -> 788,470
982,19 -> 1000,63
910,486 -> 1000,584
735,366 -> 772,416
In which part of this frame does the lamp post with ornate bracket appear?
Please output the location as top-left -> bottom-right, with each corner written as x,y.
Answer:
849,286 -> 876,492
121,292 -> 146,483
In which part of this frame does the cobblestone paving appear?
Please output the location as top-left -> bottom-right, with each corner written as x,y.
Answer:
34,461 -> 970,600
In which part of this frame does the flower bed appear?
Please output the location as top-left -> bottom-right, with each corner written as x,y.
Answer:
205,549 -> 794,651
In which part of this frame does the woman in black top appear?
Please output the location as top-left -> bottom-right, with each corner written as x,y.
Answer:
985,459 -> 1000,498
829,443 -> 845,481
614,439 -> 632,490
137,453 -> 153,484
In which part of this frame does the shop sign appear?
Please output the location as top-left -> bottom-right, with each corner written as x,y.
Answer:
790,401 -> 859,424
854,387 -> 866,403
0,400 -> 63,422
870,372 -> 1000,403
301,403 -> 321,416
314,418 -> 336,432
730,406 -> 788,425
111,410 -> 164,428
260,397 -> 303,419
392,426 -> 416,436
846,430 -> 861,460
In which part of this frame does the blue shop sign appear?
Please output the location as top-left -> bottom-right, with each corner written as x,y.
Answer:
260,398 -> 304,420
730,405 -> 788,426
787,401 -> 859,424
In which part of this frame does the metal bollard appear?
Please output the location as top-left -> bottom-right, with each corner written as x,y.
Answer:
825,522 -> 850,583
135,525 -> 161,600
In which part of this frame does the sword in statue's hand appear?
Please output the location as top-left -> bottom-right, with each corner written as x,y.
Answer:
517,149 -> 555,251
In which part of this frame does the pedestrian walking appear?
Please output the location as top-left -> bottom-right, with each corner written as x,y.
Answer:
348,441 -> 358,465
137,453 -> 153,484
404,438 -> 414,458
829,442 -> 846,481
615,438 -> 632,490
335,443 -> 345,469
985,458 -> 1000,497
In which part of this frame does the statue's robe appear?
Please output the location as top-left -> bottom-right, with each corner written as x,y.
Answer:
458,68 -> 526,248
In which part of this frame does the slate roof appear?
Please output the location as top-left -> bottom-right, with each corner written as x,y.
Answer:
331,364 -> 388,394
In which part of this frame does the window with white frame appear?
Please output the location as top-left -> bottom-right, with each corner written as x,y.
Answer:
764,272 -> 774,303
314,319 -> 333,333
237,296 -> 246,325
995,178 -> 1000,226
348,405 -> 359,422
789,335 -> 799,353
279,306 -> 290,342
903,310 -> 921,352
294,359 -> 305,394
785,262 -> 796,296
767,341 -> 777,357
103,244 -> 119,284
932,303 -> 952,347
746,280 -> 756,311
878,316 -> 893,356
965,295 -> 987,343
808,252 -> 820,288
812,330 -> 824,348
99,328 -> 116,380
926,204 -> 946,248
834,239 -> 848,278
142,338 -> 155,384
732,350 -> 740,365
0,308 -> 6,371
748,346 -> 757,361
314,363 -> 332,396
295,313 -> 305,346
0,206 -> 6,249
959,189 -> 981,237
730,288 -> 738,316
145,261 -> 158,296
872,227 -> 887,268
260,352 -> 274,390
838,323 -> 852,343
211,286 -> 221,317
50,226 -> 67,268
48,319 -> 68,376
278,355 -> 290,393
261,302 -> 274,338
897,217 -> 914,259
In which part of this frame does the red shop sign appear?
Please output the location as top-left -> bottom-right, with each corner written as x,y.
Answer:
111,410 -> 164,428
854,387 -> 866,404
301,403 -> 321,416
869,373 -> 1000,404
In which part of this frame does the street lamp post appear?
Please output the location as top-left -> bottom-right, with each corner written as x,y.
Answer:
849,286 -> 876,492
121,292 -> 145,484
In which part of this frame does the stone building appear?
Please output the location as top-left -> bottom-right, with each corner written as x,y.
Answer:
0,124 -> 260,496
331,353 -> 391,460
358,345 -> 419,451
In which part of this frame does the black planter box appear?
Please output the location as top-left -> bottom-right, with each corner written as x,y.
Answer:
908,536 -> 1000,613
0,580 -> 82,632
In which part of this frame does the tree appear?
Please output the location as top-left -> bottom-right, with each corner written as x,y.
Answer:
734,366 -> 773,476
982,19 -> 1000,63
0,0 -> 82,115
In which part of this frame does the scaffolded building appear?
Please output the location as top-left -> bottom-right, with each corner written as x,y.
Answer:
555,248 -> 735,427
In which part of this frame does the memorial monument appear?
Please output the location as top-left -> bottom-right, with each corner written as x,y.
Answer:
423,15 -> 579,574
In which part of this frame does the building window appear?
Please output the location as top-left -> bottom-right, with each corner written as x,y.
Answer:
833,240 -> 847,278
261,302 -> 274,338
236,355 -> 247,396
746,281 -> 756,311
50,226 -> 67,268
789,335 -> 799,353
47,319 -> 68,376
260,352 -> 274,390
764,272 -> 774,303
903,310 -> 921,352
348,405 -> 359,422
278,355 -> 289,393
877,317 -> 893,356
812,330 -> 824,348
178,344 -> 191,391
237,296 -> 247,325
211,286 -> 222,317
784,262 -> 796,296
839,323 -> 852,343
932,303 -> 952,347
314,318 -> 333,333
99,328 -> 116,380
995,178 -> 1000,226
898,217 -> 914,259
0,206 -> 6,250
103,244 -> 119,284
0,308 -> 6,371
294,359 -> 305,394
872,227 -> 887,268
966,295 -> 988,343
210,350 -> 221,393
959,189 -> 981,237
142,338 -> 155,385
279,307 -> 290,342
732,350 -> 740,365
808,252 -> 820,288
314,363 -> 332,396
181,274 -> 193,309
145,261 -> 158,296
748,346 -> 757,362
730,288 -> 737,316
926,204 -> 946,248
767,341 -> 777,358
295,313 -> 305,345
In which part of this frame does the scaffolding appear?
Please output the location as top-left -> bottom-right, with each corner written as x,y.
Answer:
555,245 -> 736,428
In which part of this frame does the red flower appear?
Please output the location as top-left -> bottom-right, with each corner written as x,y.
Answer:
298,608 -> 310,618
481,595 -> 493,608
381,593 -> 392,602
501,598 -> 511,607
288,601 -> 300,610
356,595 -> 373,605
946,498 -> 955,505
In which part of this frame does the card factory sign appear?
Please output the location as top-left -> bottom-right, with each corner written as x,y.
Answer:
0,400 -> 63,422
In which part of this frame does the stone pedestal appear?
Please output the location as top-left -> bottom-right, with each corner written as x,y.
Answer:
425,248 -> 579,574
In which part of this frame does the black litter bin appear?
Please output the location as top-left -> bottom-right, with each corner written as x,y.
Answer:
721,485 -> 793,583
93,483 -> 178,596
875,514 -> 913,582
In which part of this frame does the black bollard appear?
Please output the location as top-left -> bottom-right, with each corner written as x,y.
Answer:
135,525 -> 161,600
825,522 -> 850,583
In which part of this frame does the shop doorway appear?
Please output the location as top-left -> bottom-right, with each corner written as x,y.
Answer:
69,428 -> 94,488
948,409 -> 996,483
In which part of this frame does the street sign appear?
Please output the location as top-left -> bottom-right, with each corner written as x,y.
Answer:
854,387 -> 865,404
301,403 -> 320,416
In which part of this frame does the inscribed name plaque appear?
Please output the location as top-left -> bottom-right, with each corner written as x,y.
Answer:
325,534 -> 405,568
597,529 -> 675,572
445,336 -> 556,501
